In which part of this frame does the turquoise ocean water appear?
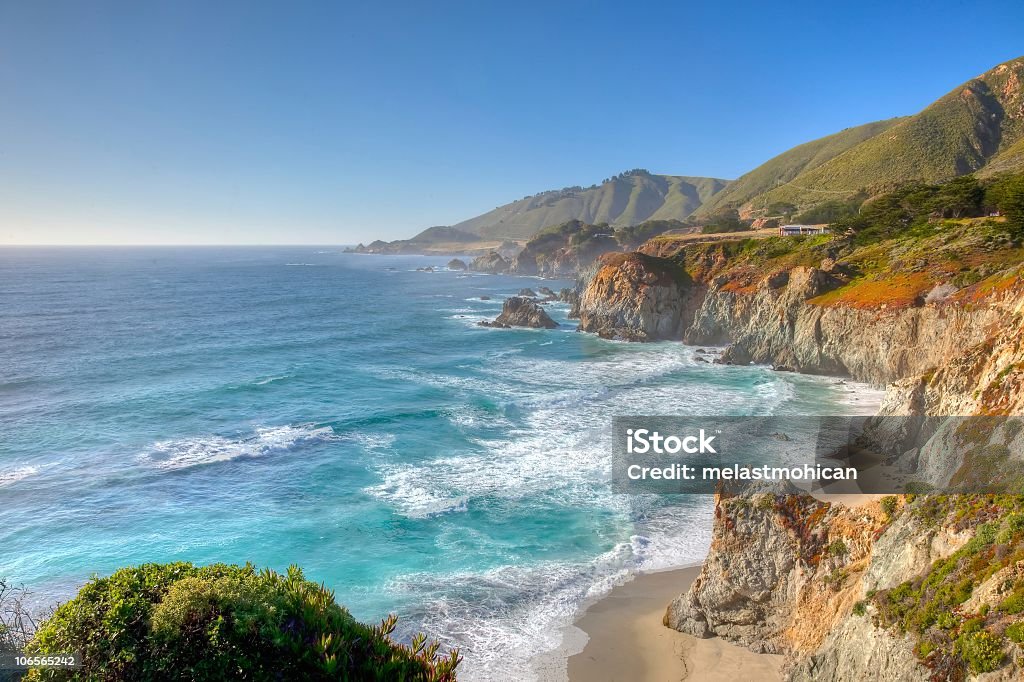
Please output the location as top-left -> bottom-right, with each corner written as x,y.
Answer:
0,248 -> 875,679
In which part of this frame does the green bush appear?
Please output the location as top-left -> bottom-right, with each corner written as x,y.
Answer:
987,173 -> 1024,239
1000,586 -> 1024,614
852,601 -> 867,617
955,630 -> 1004,674
880,496 -> 899,520
25,562 -> 459,681
827,539 -> 848,557
1006,622 -> 1024,644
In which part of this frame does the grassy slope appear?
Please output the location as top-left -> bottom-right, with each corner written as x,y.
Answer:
652,218 -> 1023,310
696,118 -> 902,216
706,57 -> 1024,215
453,174 -> 729,240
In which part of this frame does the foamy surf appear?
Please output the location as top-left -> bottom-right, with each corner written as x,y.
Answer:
0,465 -> 40,487
387,505 -> 713,682
140,424 -> 337,471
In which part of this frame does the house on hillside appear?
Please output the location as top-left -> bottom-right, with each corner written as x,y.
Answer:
779,224 -> 828,236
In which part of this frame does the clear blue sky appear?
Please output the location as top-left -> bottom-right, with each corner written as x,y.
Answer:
1,0 -> 1022,245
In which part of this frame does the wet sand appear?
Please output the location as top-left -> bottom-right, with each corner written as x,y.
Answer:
560,566 -> 783,682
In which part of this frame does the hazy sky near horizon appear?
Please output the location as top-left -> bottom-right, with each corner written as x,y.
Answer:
1,1 -> 1023,245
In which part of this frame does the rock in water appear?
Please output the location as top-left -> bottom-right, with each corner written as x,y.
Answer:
469,251 -> 511,274
478,297 -> 559,329
518,288 -> 538,297
447,258 -> 467,271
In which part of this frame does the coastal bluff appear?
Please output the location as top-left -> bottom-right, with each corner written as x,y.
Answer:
572,219 -> 1024,679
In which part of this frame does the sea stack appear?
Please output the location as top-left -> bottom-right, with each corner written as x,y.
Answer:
478,296 -> 559,329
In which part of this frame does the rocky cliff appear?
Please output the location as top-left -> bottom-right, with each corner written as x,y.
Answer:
576,252 -> 702,341
577,220 -> 1024,393
667,485 -> 1024,680
575,216 -> 1024,679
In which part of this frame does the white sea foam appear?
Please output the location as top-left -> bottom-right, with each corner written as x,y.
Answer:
344,431 -> 397,451
141,424 -> 336,471
387,503 -> 713,682
253,374 -> 289,385
0,465 -> 39,487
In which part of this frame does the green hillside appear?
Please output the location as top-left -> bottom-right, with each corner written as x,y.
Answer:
453,170 -> 728,240
409,225 -> 481,243
719,57 -> 1024,215
695,118 -> 902,217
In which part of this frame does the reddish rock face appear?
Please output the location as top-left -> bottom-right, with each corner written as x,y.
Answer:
577,252 -> 695,341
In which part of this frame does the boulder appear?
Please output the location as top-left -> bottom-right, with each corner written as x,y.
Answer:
470,251 -> 511,274
478,297 -> 559,329
447,258 -> 467,271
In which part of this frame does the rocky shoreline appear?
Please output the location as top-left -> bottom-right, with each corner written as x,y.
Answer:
456,215 -> 1023,679
562,226 -> 1024,679
418,212 -> 1024,679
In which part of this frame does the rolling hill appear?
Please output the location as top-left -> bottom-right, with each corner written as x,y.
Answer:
694,118 -> 903,217
703,56 -> 1024,216
452,170 -> 729,240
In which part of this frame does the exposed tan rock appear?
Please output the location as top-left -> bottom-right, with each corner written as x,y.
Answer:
576,252 -> 699,341
666,487 -> 889,656
469,251 -> 510,274
478,296 -> 558,329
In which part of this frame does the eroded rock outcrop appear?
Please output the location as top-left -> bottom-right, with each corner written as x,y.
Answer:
578,224 -> 1024,678
576,252 -> 698,341
478,297 -> 558,329
469,252 -> 510,274
666,490 -> 984,679
685,267 -> 1005,383
666,485 -> 887,655
447,258 -> 467,271
510,219 -> 622,277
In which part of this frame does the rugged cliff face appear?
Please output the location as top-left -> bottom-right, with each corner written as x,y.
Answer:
575,252 -> 701,341
668,489 -> 1024,680
685,264 -> 1010,383
576,219 -> 1024,679
666,486 -> 889,655
578,221 -> 1024,394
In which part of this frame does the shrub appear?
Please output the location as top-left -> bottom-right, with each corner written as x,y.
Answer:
935,611 -> 958,630
827,539 -> 848,557
986,173 -> 1024,239
1,577 -> 39,653
880,496 -> 899,520
955,630 -> 1004,674
852,601 -> 867,616
1006,622 -> 1024,644
25,562 -> 459,681
1000,587 -> 1024,614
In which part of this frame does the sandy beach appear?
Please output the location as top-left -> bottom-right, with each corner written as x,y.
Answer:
559,566 -> 783,682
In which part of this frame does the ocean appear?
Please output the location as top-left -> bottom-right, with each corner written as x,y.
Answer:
0,247 -> 877,680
